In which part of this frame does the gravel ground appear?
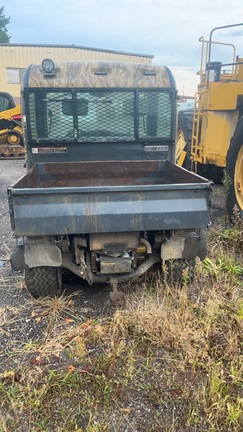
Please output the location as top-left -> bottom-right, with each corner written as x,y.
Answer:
0,159 -> 25,258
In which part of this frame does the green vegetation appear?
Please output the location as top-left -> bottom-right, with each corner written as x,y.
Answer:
0,219 -> 242,431
0,6 -> 10,43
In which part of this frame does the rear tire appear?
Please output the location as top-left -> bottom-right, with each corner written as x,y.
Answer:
226,117 -> 243,219
25,266 -> 62,298
164,259 -> 195,286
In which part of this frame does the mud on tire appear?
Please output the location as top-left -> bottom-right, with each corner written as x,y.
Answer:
25,266 -> 62,298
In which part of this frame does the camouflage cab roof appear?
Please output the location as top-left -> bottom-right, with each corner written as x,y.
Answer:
24,61 -> 175,89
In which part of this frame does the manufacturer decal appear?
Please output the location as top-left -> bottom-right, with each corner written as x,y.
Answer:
32,147 -> 67,154
144,145 -> 169,152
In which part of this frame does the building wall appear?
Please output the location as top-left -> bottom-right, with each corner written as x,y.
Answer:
0,44 -> 153,102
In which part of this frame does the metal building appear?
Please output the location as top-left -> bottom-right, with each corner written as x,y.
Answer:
0,43 -> 153,102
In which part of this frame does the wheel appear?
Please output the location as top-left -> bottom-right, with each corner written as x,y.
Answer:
177,109 -> 194,170
226,117 -> 243,219
25,266 -> 62,298
7,132 -> 23,146
164,259 -> 195,286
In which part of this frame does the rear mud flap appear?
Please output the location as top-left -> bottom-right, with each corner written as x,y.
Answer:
10,241 -> 62,271
161,231 -> 207,261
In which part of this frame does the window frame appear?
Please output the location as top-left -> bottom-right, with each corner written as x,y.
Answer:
25,87 -> 174,143
6,67 -> 26,84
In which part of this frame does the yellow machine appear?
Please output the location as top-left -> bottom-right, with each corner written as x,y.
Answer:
177,23 -> 243,217
0,92 -> 24,157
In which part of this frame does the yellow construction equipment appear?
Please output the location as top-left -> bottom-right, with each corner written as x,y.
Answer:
0,92 -> 24,157
177,23 -> 243,218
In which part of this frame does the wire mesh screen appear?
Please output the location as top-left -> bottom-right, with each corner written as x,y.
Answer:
138,92 -> 171,138
28,89 -> 172,142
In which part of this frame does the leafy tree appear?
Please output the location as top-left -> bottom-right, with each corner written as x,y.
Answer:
0,6 -> 10,42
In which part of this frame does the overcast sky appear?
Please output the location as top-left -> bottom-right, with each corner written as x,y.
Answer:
2,0 -> 243,95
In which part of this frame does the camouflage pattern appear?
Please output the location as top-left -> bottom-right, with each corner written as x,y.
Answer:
26,61 -> 173,89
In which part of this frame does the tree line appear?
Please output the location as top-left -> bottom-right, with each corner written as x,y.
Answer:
0,6 -> 10,42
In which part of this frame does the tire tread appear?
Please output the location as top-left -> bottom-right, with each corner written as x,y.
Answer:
25,266 -> 61,298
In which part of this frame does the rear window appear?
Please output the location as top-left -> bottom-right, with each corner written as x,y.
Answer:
27,89 -> 172,142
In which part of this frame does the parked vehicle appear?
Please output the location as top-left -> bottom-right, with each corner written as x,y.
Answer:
177,23 -> 243,218
8,59 -> 212,298
0,92 -> 24,158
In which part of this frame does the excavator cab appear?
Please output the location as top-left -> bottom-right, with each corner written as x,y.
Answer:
0,92 -> 16,111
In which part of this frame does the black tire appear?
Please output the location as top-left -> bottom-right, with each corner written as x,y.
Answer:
25,266 -> 62,298
164,259 -> 195,286
226,117 -> 243,219
177,109 -> 194,170
197,163 -> 223,184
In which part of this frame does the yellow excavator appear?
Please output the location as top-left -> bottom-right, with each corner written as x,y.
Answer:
0,92 -> 24,157
177,23 -> 243,218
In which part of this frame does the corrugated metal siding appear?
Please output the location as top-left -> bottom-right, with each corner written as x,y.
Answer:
0,45 -> 153,99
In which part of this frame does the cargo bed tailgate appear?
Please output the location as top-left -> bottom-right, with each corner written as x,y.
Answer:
8,160 -> 212,236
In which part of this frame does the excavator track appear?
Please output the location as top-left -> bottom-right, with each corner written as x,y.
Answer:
0,130 -> 24,158
0,146 -> 25,158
